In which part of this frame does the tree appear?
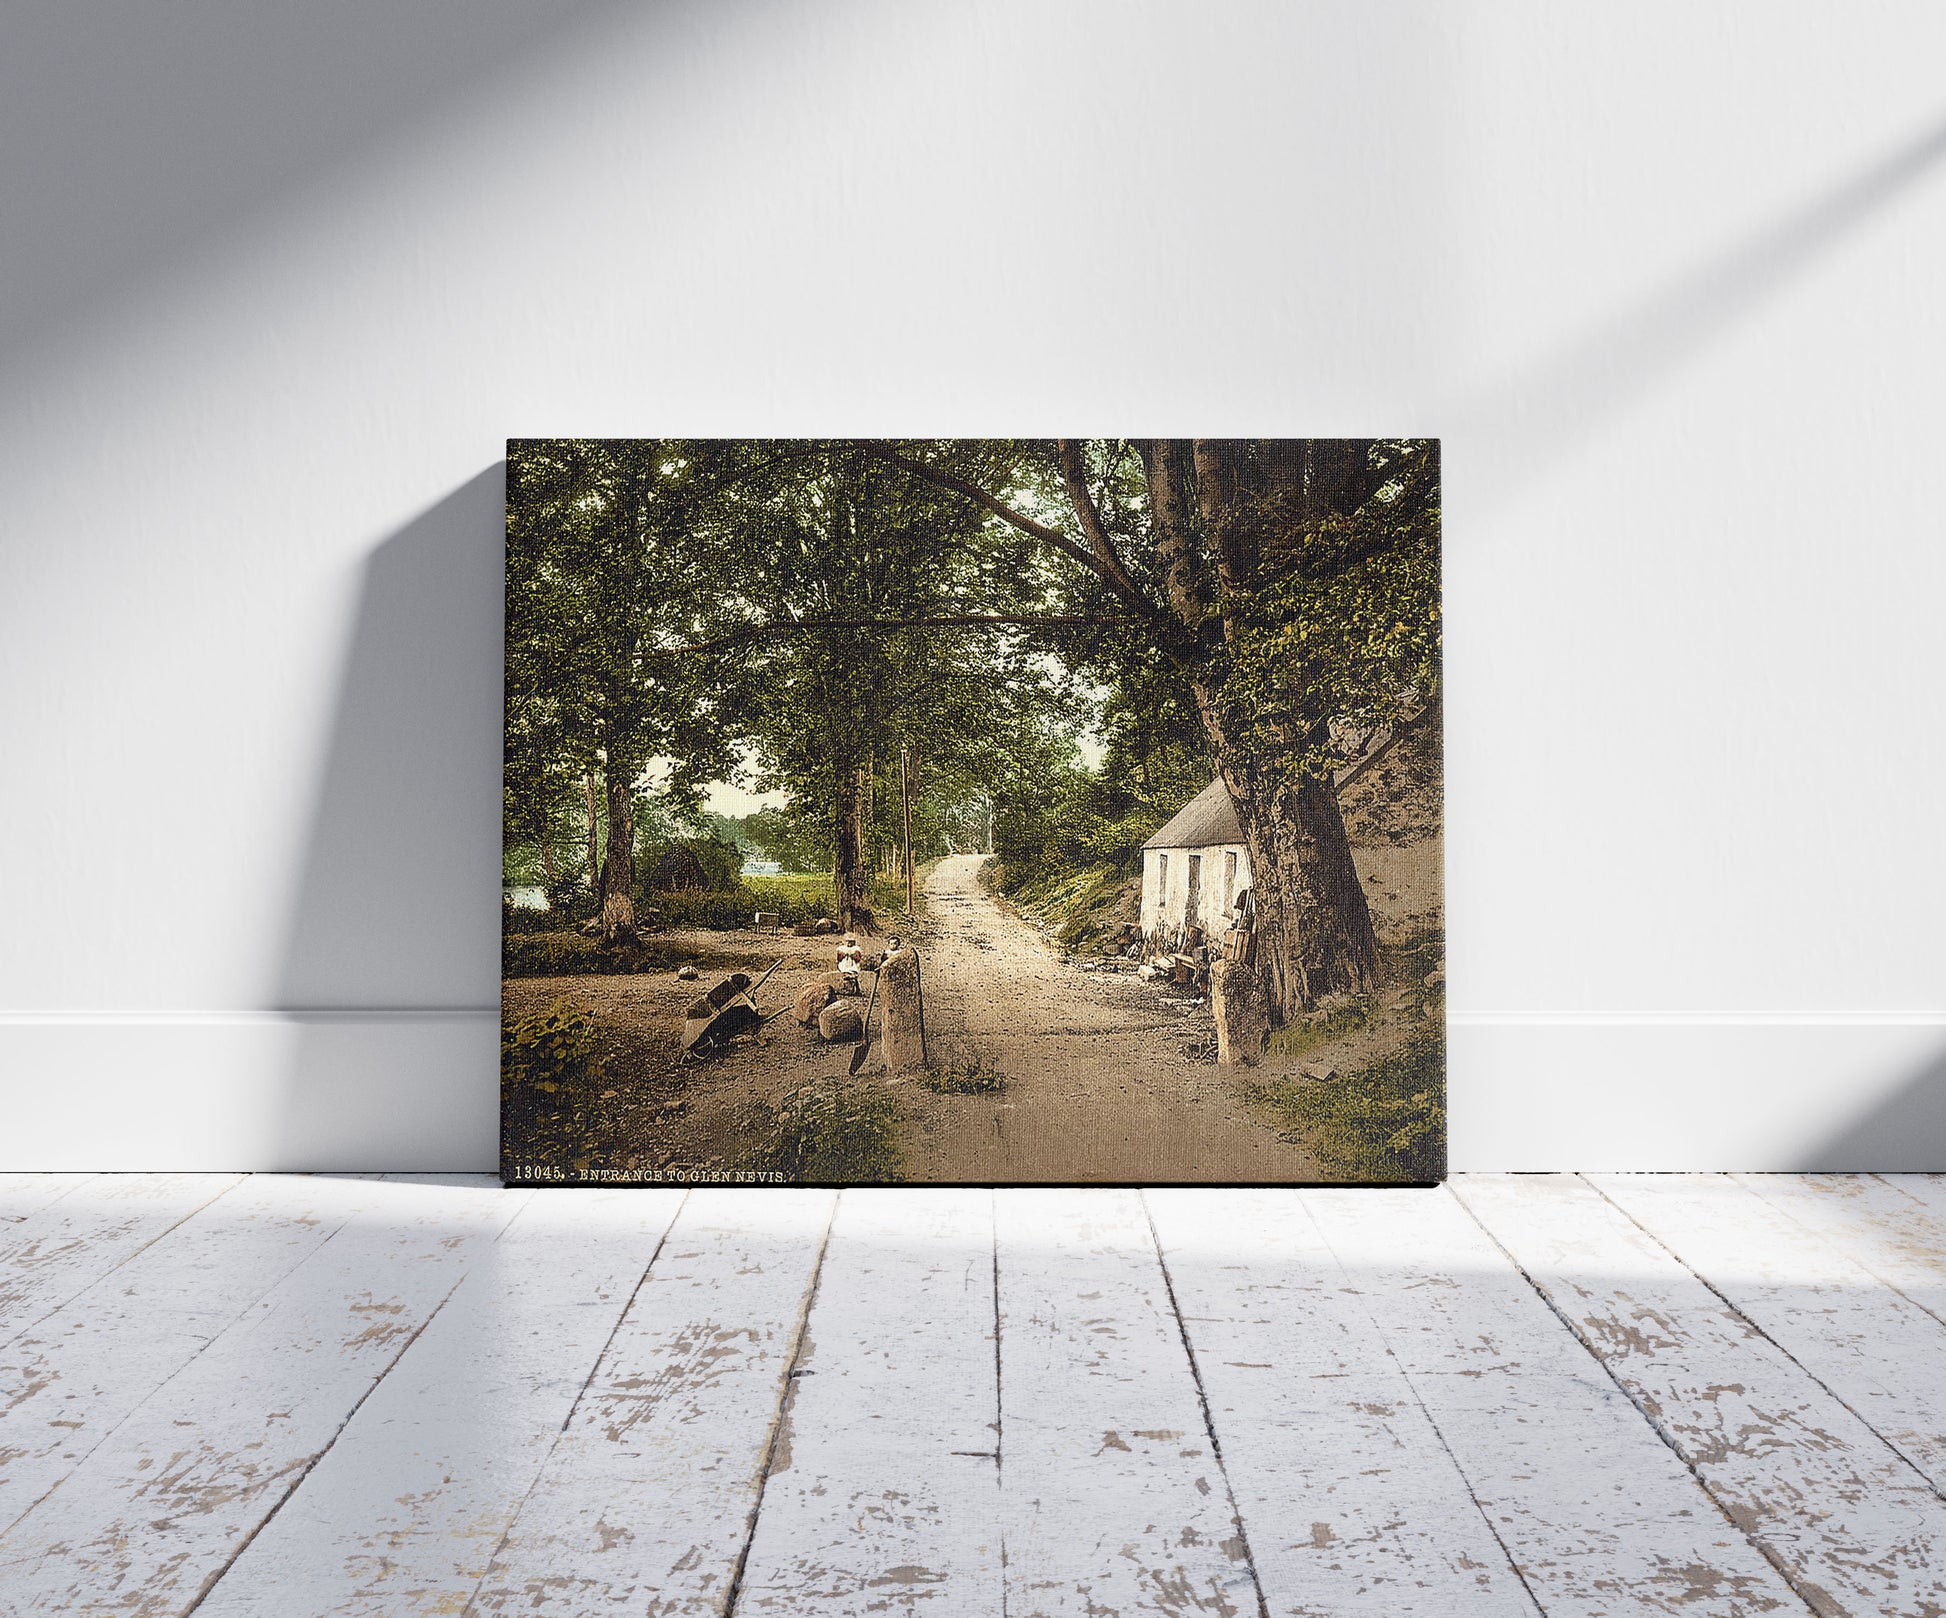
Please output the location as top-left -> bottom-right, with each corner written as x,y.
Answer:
505,440 -> 736,946
867,439 -> 1440,1021
705,443 -> 1074,932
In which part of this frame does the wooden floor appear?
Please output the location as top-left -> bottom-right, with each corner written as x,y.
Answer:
2,1176 -> 1944,1615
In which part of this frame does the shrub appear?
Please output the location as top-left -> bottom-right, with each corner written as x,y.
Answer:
503,903 -> 585,936
1256,1029 -> 1446,1182
501,998 -> 603,1094
502,932 -> 605,976
1266,996 -> 1373,1059
919,1062 -> 1007,1095
749,1080 -> 906,1184
639,834 -> 743,896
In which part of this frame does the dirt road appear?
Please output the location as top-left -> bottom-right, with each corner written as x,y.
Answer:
900,854 -> 1323,1182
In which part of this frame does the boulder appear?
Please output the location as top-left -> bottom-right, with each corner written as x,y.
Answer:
812,969 -> 862,998
1210,959 -> 1271,1068
675,963 -> 698,981
817,1001 -> 864,1042
812,918 -> 838,934
878,947 -> 928,1071
791,921 -> 821,937
793,981 -> 836,1026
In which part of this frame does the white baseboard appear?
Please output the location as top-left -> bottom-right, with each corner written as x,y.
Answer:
1,1014 -> 1940,1173
0,1013 -> 498,1172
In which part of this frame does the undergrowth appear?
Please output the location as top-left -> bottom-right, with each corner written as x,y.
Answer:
1266,996 -> 1372,1059
747,1080 -> 907,1184
919,1060 -> 1008,1095
1254,1028 -> 1446,1183
987,859 -> 1135,952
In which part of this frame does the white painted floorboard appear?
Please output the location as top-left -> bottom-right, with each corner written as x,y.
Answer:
0,1174 -> 1939,1617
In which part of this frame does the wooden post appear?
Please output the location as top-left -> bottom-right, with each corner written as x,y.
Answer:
900,745 -> 915,913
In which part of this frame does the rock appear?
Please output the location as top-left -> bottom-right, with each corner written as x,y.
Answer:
793,981 -> 836,1026
1210,959 -> 1271,1068
1298,1061 -> 1340,1083
878,947 -> 927,1071
791,921 -> 821,937
812,918 -> 838,934
675,963 -> 698,981
817,1001 -> 864,1042
859,952 -> 884,973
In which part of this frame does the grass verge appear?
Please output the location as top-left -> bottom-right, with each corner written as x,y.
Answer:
1253,1028 -> 1446,1183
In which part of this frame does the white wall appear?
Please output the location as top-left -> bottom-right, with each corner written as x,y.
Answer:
4,1 -> 1943,1170
1142,847 -> 1250,941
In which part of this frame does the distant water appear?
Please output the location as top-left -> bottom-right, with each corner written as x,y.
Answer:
505,886 -> 547,909
741,860 -> 782,876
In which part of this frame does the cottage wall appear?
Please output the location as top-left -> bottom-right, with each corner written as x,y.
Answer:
1141,843 -> 1251,942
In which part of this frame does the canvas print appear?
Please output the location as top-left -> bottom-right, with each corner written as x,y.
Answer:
503,439 -> 1442,1185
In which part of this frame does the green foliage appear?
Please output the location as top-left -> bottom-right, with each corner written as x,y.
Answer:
990,860 -> 1136,953
749,1081 -> 906,1184
501,998 -> 604,1094
747,873 -> 835,906
503,904 -> 565,935
919,1060 -> 1007,1095
1204,443 -> 1441,787
727,807 -> 826,874
501,933 -> 608,976
1266,996 -> 1373,1059
651,875 -> 826,930
1256,1030 -> 1446,1182
992,751 -> 1207,894
637,833 -> 743,895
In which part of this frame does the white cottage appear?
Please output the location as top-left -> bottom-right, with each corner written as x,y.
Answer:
1140,778 -> 1251,944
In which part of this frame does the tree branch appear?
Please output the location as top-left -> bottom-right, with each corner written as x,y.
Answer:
1055,439 -> 1146,603
853,440 -> 1168,625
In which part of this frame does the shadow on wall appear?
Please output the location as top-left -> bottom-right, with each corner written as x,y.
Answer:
273,466 -> 506,1171
0,0 -> 638,377
1455,109 -> 1946,513
1797,1044 -> 1946,1172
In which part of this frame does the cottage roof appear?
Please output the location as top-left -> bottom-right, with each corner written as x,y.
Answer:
1143,777 -> 1242,850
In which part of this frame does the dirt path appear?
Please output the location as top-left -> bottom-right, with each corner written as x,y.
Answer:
899,854 -> 1323,1182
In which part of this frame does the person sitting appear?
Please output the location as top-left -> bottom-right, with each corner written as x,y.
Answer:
837,933 -> 864,986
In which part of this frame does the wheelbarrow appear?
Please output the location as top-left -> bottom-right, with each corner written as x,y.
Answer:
679,958 -> 785,1057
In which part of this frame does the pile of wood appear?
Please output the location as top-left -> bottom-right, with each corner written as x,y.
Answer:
1133,905 -> 1255,991
1137,950 -> 1206,988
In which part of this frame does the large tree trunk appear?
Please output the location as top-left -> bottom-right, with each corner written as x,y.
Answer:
597,762 -> 638,948
832,761 -> 874,934
1196,685 -> 1379,1022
